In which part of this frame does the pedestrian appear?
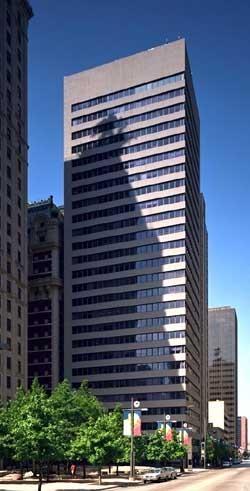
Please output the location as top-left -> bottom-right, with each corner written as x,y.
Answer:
70,463 -> 77,478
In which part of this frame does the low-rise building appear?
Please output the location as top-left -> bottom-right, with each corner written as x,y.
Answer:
208,400 -> 230,442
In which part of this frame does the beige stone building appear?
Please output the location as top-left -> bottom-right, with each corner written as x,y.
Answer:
0,0 -> 33,400
28,197 -> 64,391
64,40 -> 208,460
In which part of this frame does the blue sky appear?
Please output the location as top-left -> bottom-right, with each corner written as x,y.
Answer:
29,0 -> 250,426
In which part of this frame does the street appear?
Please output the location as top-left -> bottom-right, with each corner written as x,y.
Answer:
138,462 -> 250,491
0,462 -> 250,491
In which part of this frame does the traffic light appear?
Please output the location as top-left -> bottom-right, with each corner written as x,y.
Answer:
201,441 -> 205,456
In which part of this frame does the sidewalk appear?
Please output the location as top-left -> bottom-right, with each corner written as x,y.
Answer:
0,478 -> 142,491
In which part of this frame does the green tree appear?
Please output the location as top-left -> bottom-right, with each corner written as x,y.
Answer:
146,430 -> 171,465
168,430 -> 187,461
0,402 -> 12,462
133,434 -> 150,465
70,407 -> 125,483
8,380 -> 56,491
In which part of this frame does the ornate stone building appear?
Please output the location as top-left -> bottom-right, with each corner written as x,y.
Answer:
28,196 -> 64,391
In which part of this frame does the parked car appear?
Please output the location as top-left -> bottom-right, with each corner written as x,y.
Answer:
142,468 -> 168,483
222,461 -> 232,467
162,466 -> 177,479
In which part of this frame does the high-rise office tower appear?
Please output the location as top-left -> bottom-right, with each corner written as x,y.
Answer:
0,0 -> 33,400
237,416 -> 248,452
28,197 -> 64,392
64,39 -> 207,459
208,307 -> 238,445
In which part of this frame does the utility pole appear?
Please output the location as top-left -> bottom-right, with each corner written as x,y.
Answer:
130,397 -> 135,480
203,415 -> 207,469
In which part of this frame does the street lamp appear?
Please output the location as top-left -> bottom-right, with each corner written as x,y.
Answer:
129,398 -> 147,480
129,398 -> 139,480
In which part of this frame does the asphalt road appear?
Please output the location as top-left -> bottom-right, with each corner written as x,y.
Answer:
139,462 -> 250,491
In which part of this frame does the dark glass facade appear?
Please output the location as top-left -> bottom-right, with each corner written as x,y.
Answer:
208,307 -> 238,445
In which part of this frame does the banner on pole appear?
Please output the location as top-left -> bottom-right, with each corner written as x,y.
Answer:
157,421 -> 173,441
157,421 -> 164,431
123,410 -> 141,436
183,429 -> 189,445
165,422 -> 173,441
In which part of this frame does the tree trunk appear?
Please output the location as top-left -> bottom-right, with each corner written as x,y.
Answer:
108,464 -> 111,474
116,464 -> 119,476
38,467 -> 43,491
20,462 -> 24,480
57,463 -> 60,476
98,467 -> 102,485
37,470 -> 43,491
82,462 -> 86,479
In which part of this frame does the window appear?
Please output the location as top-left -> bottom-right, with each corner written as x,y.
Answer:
7,204 -> 11,217
7,165 -> 11,178
71,73 -> 184,112
18,288 -> 21,300
72,87 -> 185,128
72,117 -> 185,147
18,269 -> 21,282
7,299 -> 11,312
7,242 -> 11,255
6,50 -> 11,64
18,214 -> 21,226
7,146 -> 11,160
7,222 -> 11,236
7,88 -> 11,105
7,376 -> 11,389
17,177 -> 21,191
18,232 -> 21,245
7,357 -> 11,370
18,324 -> 21,337
18,196 -> 21,209
7,338 -> 11,350
18,306 -> 21,319
6,69 -> 11,84
6,31 -> 11,47
72,132 -> 185,155
7,184 -> 11,198
72,300 -> 185,321
7,280 -> 11,293
6,11 -> 11,26
7,261 -> 11,274
7,318 -> 11,331
18,343 -> 21,355
18,159 -> 21,172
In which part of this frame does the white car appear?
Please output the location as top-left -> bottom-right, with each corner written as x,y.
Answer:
142,468 -> 168,483
163,466 -> 177,479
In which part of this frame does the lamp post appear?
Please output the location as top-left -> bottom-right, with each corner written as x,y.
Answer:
129,398 -> 140,481
128,399 -> 147,480
183,422 -> 193,471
